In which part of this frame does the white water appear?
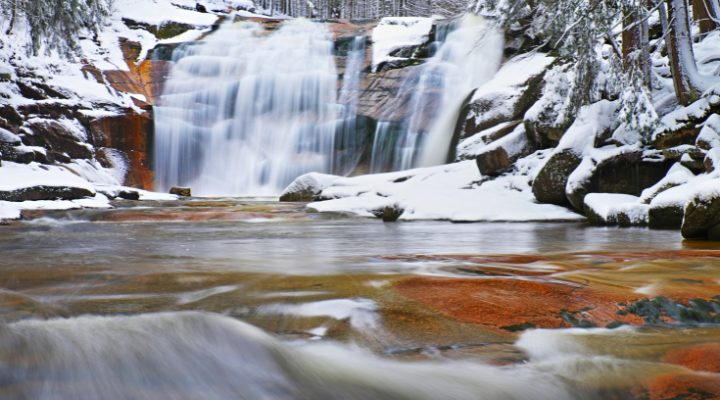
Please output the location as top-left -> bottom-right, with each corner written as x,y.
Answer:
154,19 -> 345,196
371,15 -> 503,172
154,17 -> 501,195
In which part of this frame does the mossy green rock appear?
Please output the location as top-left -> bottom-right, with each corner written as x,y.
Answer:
681,192 -> 720,238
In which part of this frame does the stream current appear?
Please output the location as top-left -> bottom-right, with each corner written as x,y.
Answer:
1,198 -> 719,399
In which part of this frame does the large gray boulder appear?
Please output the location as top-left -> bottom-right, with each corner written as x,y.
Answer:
532,149 -> 581,204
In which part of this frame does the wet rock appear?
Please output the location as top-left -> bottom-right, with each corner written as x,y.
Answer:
118,190 -> 140,200
566,151 -> 674,211
0,186 -> 95,202
583,193 -> 648,226
662,343 -> 720,373
648,203 -> 684,229
280,173 -> 337,202
382,205 -> 404,222
532,148 -> 582,204
645,373 -> 720,400
169,187 -> 192,197
475,125 -> 536,176
620,296 -> 720,325
681,180 -> 720,238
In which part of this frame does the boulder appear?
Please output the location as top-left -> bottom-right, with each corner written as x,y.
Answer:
566,151 -> 674,211
652,92 -> 720,149
531,148 -> 581,204
280,173 -> 338,202
681,179 -> 720,238
696,114 -> 720,150
584,193 -> 648,226
0,185 -> 95,202
649,203 -> 684,229
475,125 -> 537,176
382,204 -> 404,222
169,187 -> 192,197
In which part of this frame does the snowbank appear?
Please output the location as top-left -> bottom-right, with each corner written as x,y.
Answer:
371,17 -> 433,70
304,159 -> 583,222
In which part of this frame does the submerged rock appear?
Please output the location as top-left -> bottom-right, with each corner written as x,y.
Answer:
280,173 -> 338,202
532,148 -> 581,205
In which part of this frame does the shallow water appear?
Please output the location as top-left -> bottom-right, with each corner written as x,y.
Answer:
1,198 -> 719,399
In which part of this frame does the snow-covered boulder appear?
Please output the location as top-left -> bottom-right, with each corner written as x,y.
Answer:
565,149 -> 674,211
696,114 -> 720,150
280,173 -> 338,202
681,179 -> 720,239
652,90 -> 720,149
475,125 -> 536,175
584,193 -> 649,226
371,17 -> 433,72
0,162 -> 96,202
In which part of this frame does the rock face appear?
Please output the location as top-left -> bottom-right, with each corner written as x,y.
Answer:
280,173 -> 338,202
681,180 -> 720,239
475,125 -> 536,176
532,149 -> 581,204
0,186 -> 95,202
566,151 -> 675,211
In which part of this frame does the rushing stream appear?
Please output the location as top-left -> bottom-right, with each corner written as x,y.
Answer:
1,199 -> 719,399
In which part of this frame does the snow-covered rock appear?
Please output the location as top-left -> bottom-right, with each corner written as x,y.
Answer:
681,178 -> 720,238
303,158 -> 584,222
475,124 -> 536,176
584,193 -> 649,226
371,17 -> 433,72
280,173 -> 338,202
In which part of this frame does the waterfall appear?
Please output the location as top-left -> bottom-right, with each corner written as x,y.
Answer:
154,16 -> 501,196
154,19 -> 351,196
370,15 -> 503,172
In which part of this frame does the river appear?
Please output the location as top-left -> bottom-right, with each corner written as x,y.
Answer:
0,198 -> 719,399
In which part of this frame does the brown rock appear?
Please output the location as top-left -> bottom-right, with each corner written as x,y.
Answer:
475,125 -> 536,176
170,187 -> 192,196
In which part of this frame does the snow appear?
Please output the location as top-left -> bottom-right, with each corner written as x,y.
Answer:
471,53 -> 554,102
280,172 -> 338,199
305,159 -> 583,222
112,0 -> 220,27
583,193 -> 649,224
371,17 -> 434,70
639,163 -> 694,204
0,162 -> 95,193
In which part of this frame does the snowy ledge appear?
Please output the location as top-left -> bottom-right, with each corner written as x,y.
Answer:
286,159 -> 585,222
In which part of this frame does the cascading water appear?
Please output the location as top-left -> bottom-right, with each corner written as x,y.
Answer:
154,19 -> 350,196
370,15 -> 503,172
155,16 -> 501,195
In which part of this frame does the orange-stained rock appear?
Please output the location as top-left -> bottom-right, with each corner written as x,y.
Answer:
663,343 -> 720,373
394,276 -> 644,333
643,373 -> 720,400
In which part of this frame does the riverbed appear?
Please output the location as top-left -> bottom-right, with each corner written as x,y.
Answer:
0,198 -> 718,399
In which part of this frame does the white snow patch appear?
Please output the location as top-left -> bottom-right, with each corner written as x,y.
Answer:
583,193 -> 649,224
307,159 -> 583,222
371,17 -> 434,70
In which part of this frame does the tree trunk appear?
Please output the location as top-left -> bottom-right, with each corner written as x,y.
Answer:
622,4 -> 651,87
693,0 -> 717,35
666,0 -> 702,105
